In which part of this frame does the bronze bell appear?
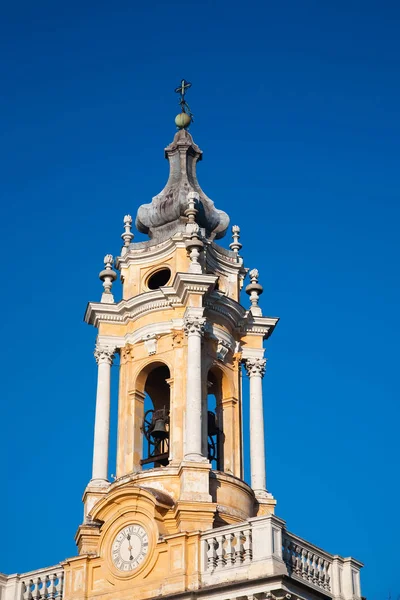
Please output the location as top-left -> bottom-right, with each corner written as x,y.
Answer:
151,416 -> 169,440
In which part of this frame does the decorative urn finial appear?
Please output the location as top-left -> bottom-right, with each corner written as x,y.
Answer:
185,191 -> 203,274
246,268 -> 263,316
99,254 -> 117,303
121,214 -> 134,255
230,225 -> 242,255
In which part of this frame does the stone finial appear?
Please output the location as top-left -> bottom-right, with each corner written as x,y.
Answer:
121,214 -> 134,255
245,268 -> 263,316
99,254 -> 117,303
229,225 -> 242,254
185,191 -> 203,274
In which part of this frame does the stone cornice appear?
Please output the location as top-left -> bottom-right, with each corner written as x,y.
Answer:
240,314 -> 279,339
85,273 -> 217,328
172,272 -> 218,304
206,241 -> 245,276
84,290 -> 181,327
85,270 -> 278,343
205,291 -> 246,327
115,234 -> 185,270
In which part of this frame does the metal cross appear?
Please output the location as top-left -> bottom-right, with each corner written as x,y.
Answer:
175,79 -> 193,118
175,79 -> 192,102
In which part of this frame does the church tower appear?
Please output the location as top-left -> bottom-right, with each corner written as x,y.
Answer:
0,83 -> 363,600
75,85 -> 279,577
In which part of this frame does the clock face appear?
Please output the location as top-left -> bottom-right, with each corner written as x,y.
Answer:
111,524 -> 149,572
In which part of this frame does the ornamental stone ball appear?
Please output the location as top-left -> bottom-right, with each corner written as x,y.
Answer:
175,112 -> 192,129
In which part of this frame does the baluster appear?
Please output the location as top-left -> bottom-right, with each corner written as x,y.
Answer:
300,548 -> 308,579
33,578 -> 41,600
207,538 -> 218,571
308,552 -> 315,582
306,550 -> 313,581
43,575 -> 50,599
216,534 -> 226,569
58,572 -> 64,600
314,555 -> 321,587
294,545 -> 302,575
320,567 -> 326,590
225,532 -> 235,567
234,531 -> 244,564
242,529 -> 252,563
22,582 -> 28,600
325,562 -> 331,591
26,580 -> 34,600
290,542 -> 297,573
48,574 -> 56,600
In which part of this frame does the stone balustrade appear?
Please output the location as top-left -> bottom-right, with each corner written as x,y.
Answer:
201,515 -> 363,600
0,566 -> 63,600
283,532 -> 332,592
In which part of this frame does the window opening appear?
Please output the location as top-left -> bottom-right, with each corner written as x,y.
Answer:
147,268 -> 171,290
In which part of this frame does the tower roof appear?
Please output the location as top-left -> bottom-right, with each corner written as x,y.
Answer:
135,129 -> 230,242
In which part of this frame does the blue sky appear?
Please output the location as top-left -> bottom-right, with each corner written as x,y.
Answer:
1,1 -> 399,597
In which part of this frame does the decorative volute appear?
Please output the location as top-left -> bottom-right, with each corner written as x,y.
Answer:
135,129 -> 229,242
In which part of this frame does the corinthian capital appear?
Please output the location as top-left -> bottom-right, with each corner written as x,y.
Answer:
244,357 -> 267,378
94,344 -> 116,365
183,315 -> 206,336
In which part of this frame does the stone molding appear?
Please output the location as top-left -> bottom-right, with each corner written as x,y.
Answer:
115,234 -> 185,270
120,344 -> 134,364
216,339 -> 231,362
85,275 -> 278,344
94,344 -> 115,365
244,357 -> 267,378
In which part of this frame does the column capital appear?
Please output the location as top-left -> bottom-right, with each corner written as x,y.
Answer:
94,344 -> 116,365
183,315 -> 206,336
244,357 -> 267,378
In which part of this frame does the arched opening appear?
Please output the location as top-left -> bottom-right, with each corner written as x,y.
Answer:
140,364 -> 171,469
207,369 -> 223,471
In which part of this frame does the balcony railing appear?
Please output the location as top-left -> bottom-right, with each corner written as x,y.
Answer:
201,515 -> 362,599
0,565 -> 63,600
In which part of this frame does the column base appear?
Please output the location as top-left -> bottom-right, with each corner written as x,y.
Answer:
83,480 -> 110,522
183,453 -> 209,463
88,478 -> 110,488
254,491 -> 277,516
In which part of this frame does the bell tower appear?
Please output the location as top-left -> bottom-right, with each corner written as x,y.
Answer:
70,83 -> 280,599
0,82 -> 364,600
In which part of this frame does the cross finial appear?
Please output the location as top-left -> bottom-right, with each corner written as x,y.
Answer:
174,79 -> 193,129
175,79 -> 192,110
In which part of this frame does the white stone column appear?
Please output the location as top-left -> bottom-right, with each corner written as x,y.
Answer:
91,344 -> 115,484
183,314 -> 206,461
244,357 -> 267,495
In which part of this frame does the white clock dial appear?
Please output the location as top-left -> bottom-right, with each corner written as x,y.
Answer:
111,524 -> 149,572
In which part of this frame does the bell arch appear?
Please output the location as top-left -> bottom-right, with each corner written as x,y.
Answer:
116,357 -> 173,478
205,362 -> 241,478
141,364 -> 171,468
